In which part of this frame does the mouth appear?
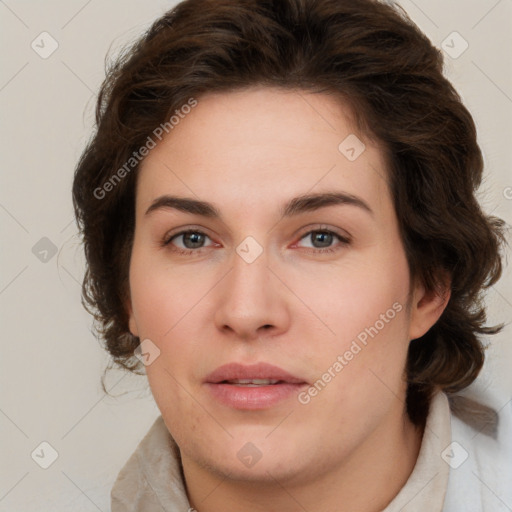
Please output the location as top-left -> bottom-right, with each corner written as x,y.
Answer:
204,363 -> 308,410
219,378 -> 284,386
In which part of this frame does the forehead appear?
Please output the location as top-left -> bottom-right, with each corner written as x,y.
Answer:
136,87 -> 390,219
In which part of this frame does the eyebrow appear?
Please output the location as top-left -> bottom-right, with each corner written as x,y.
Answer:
145,191 -> 374,219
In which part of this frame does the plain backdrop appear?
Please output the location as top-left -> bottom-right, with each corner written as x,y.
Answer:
1,1 -> 511,510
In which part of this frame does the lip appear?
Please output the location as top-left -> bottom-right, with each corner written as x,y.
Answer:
205,362 -> 306,384
204,362 -> 308,410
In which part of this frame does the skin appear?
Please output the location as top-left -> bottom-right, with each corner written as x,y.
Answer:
127,87 -> 450,512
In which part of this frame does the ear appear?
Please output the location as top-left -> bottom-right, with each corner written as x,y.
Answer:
408,272 -> 451,341
124,297 -> 140,338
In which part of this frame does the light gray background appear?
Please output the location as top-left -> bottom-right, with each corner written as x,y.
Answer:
1,1 -> 511,510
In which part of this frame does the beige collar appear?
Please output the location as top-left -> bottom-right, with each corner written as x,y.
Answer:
111,391 -> 452,511
382,391 -> 451,511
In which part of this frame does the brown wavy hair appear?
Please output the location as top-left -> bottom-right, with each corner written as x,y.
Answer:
72,0 -> 508,425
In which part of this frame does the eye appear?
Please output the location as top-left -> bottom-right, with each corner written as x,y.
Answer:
296,229 -> 350,253
162,227 -> 350,256
163,229 -> 215,254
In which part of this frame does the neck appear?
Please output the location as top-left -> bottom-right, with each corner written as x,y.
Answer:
182,404 -> 424,512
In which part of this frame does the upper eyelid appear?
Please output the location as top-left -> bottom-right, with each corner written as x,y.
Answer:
296,225 -> 350,239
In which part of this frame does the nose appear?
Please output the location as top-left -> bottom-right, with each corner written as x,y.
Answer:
214,244 -> 291,341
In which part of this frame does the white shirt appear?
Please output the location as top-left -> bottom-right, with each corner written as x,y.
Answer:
111,391 -> 512,511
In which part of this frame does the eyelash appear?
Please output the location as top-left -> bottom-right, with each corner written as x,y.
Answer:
162,227 -> 351,256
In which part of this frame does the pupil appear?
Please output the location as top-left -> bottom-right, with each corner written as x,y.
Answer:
313,232 -> 332,248
184,232 -> 204,248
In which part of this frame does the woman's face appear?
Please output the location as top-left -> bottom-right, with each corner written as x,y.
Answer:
127,87 -> 438,485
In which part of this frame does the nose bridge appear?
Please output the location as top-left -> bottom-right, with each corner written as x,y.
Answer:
227,241 -> 273,311
214,239 -> 289,337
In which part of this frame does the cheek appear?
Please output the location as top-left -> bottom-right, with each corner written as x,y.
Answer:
292,247 -> 411,398
128,246 -> 209,396
145,360 -> 208,451
298,303 -> 410,431
129,246 -> 208,339
290,250 -> 410,345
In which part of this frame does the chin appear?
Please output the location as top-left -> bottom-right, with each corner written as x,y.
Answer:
203,451 -> 307,484
191,432 -> 312,483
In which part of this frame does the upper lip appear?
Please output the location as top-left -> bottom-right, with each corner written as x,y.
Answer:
205,362 -> 307,384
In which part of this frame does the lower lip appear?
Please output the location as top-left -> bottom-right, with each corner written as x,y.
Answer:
205,382 -> 307,410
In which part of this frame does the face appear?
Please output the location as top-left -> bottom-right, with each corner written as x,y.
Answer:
127,87 -> 442,486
